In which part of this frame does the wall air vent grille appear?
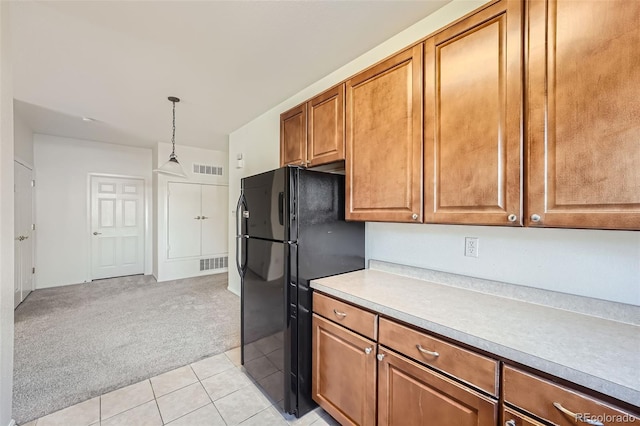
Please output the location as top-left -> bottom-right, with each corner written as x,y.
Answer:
193,164 -> 223,176
200,256 -> 228,271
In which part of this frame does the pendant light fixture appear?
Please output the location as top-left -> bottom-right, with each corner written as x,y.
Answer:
154,96 -> 187,178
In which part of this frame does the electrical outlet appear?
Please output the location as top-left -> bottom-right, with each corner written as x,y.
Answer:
465,237 -> 479,258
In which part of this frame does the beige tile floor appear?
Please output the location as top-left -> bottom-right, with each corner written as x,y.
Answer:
20,346 -> 340,426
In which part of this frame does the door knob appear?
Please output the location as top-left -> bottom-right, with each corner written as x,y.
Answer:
93,232 -> 102,235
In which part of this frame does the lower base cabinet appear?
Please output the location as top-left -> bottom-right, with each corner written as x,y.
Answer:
378,347 -> 497,426
312,313 -> 377,426
312,293 -> 638,426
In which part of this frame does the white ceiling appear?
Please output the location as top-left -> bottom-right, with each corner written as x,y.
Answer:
11,0 -> 450,151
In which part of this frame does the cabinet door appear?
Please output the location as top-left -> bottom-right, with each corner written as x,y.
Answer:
312,314 -> 376,426
346,45 -> 423,222
424,0 -> 522,225
527,0 -> 640,229
378,348 -> 497,426
280,103 -> 307,167
308,84 -> 345,167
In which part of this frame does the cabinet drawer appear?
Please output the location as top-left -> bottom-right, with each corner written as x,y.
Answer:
313,292 -> 377,340
503,366 -> 638,426
502,406 -> 546,426
378,317 -> 498,396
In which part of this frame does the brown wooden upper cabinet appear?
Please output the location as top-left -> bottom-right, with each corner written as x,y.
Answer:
280,103 -> 307,167
346,45 -> 423,222
424,0 -> 523,226
280,85 -> 345,168
308,84 -> 345,167
526,0 -> 640,230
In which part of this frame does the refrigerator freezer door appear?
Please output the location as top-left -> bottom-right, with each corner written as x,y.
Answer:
241,167 -> 288,242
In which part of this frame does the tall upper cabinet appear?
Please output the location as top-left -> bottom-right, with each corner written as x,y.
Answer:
424,0 -> 523,225
526,0 -> 640,230
345,45 -> 423,222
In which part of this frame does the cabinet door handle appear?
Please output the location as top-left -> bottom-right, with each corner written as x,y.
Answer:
505,421 -> 516,426
530,214 -> 542,222
553,402 -> 604,426
411,213 -> 419,220
376,354 -> 385,361
507,214 -> 517,222
364,347 -> 372,355
333,309 -> 347,318
201,216 -> 208,220
416,344 -> 439,357
195,216 -> 202,220
92,232 -> 102,236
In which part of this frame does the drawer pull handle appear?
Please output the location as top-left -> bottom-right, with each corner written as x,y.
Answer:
416,344 -> 439,357
364,347 -> 372,355
333,309 -> 347,318
505,421 -> 516,426
553,402 -> 604,426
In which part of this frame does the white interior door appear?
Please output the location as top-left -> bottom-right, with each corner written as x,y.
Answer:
167,182 -> 202,258
201,185 -> 228,256
90,176 -> 145,280
14,161 -> 34,308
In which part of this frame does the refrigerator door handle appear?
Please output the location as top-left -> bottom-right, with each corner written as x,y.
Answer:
235,193 -> 248,277
278,192 -> 284,225
235,193 -> 245,238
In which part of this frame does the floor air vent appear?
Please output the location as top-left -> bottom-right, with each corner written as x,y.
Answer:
193,163 -> 223,176
200,256 -> 228,271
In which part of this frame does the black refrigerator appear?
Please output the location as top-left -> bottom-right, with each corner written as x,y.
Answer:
236,166 -> 365,417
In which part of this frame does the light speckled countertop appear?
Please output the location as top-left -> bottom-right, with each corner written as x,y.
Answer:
310,263 -> 640,407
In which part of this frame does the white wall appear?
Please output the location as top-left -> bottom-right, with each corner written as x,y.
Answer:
228,0 -> 640,305
155,142 -> 229,282
0,2 -> 15,425
13,107 -> 32,167
227,0 -> 491,296
34,134 -> 153,288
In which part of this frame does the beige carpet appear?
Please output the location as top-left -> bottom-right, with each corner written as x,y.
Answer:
13,273 -> 240,424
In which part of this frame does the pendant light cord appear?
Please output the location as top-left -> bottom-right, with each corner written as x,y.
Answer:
171,100 -> 177,157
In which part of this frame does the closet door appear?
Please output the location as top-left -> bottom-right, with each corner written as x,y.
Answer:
201,185 -> 228,256
167,183 -> 201,258
14,162 -> 34,307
